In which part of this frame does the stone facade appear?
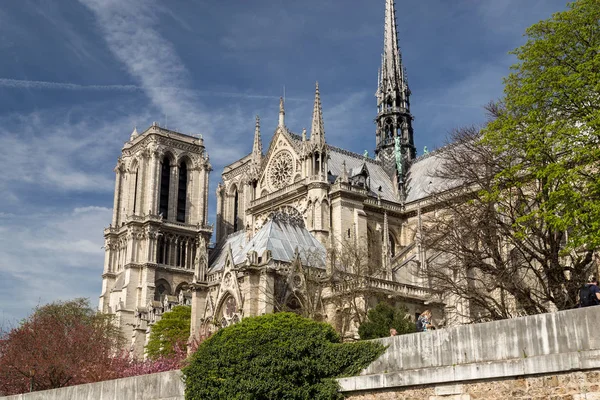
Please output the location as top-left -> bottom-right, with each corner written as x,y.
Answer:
99,123 -> 212,356
100,0 -> 479,355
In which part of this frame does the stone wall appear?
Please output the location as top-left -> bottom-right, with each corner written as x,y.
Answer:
0,370 -> 184,400
339,306 -> 600,398
346,370 -> 600,400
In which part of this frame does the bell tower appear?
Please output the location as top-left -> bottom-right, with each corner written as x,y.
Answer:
99,123 -> 212,357
375,0 -> 415,198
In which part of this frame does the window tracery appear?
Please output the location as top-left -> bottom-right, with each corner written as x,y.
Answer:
268,151 -> 294,190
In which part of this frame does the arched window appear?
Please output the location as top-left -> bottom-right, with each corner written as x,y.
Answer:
132,169 -> 139,214
157,236 -> 165,264
389,233 -> 396,257
154,280 -> 171,301
159,158 -> 171,218
177,162 -> 187,222
233,189 -> 239,231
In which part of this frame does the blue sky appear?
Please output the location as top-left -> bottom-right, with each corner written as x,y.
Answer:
0,0 -> 568,324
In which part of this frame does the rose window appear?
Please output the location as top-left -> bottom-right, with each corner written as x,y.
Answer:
269,151 -> 294,190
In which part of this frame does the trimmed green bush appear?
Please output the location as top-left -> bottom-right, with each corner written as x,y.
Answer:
183,312 -> 385,399
358,302 -> 416,340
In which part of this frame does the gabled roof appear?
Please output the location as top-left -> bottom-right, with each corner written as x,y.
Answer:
209,216 -> 326,272
328,148 -> 397,202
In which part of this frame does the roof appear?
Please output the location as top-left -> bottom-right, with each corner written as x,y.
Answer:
328,147 -> 397,202
209,216 -> 326,272
404,149 -> 464,203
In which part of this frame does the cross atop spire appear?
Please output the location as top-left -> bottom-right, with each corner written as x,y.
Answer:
310,82 -> 325,149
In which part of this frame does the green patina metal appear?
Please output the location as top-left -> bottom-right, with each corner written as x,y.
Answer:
394,136 -> 403,177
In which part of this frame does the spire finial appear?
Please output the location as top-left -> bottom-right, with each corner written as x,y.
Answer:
252,115 -> 262,162
278,97 -> 285,128
310,82 -> 325,147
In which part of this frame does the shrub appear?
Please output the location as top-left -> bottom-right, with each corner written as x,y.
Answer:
358,302 -> 416,340
146,305 -> 191,359
183,313 -> 385,399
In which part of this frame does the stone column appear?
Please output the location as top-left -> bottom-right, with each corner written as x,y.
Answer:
112,166 -> 123,226
203,167 -> 210,225
257,270 -> 275,315
147,152 -> 160,215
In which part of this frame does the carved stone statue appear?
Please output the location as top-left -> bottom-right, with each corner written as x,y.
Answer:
193,236 -> 208,283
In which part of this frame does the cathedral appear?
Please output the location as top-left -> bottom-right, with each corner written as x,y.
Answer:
99,0 -> 465,357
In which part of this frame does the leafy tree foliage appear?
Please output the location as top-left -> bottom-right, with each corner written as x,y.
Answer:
422,0 -> 600,321
146,305 -> 191,359
358,302 -> 415,340
486,0 -> 600,248
0,298 -> 124,395
183,313 -> 385,400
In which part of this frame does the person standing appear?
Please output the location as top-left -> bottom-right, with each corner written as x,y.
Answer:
579,277 -> 600,307
416,310 -> 433,332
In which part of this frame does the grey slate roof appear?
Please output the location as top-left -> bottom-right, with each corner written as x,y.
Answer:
209,217 -> 326,272
327,147 -> 397,202
404,150 -> 463,203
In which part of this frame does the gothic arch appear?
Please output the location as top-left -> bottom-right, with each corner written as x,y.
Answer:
176,157 -> 190,223
283,291 -> 305,314
227,183 -> 241,232
175,282 -> 189,295
321,199 -> 329,230
215,291 -> 241,328
154,279 -> 171,301
388,231 -> 397,258
367,226 -> 382,273
158,154 -> 173,218
128,158 -> 141,215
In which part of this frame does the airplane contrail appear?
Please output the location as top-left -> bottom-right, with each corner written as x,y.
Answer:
0,78 -> 308,101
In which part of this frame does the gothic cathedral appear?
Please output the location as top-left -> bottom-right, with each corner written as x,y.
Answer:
100,0 -> 464,357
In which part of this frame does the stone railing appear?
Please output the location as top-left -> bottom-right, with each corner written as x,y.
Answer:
331,182 -> 369,197
104,215 -> 212,235
250,178 -> 308,208
330,275 -> 433,301
376,106 -> 408,119
363,197 -> 404,212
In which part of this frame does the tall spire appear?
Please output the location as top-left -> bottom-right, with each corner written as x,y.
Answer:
252,115 -> 262,162
375,0 -> 415,199
310,82 -> 325,149
381,0 -> 405,94
278,97 -> 285,128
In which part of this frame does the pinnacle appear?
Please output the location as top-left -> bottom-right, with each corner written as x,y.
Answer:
253,115 -> 262,159
310,82 -> 325,146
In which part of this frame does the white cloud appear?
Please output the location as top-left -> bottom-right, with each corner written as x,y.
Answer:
0,106 -> 145,195
0,206 -> 112,324
78,0 -> 255,166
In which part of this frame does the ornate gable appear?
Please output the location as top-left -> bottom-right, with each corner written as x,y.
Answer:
258,127 -> 302,195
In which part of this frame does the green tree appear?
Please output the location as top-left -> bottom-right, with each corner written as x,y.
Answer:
182,312 -> 385,400
482,0 -> 600,307
145,305 -> 191,359
358,302 -> 415,340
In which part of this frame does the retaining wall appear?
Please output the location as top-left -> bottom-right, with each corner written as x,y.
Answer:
339,306 -> 600,397
0,370 -> 184,400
